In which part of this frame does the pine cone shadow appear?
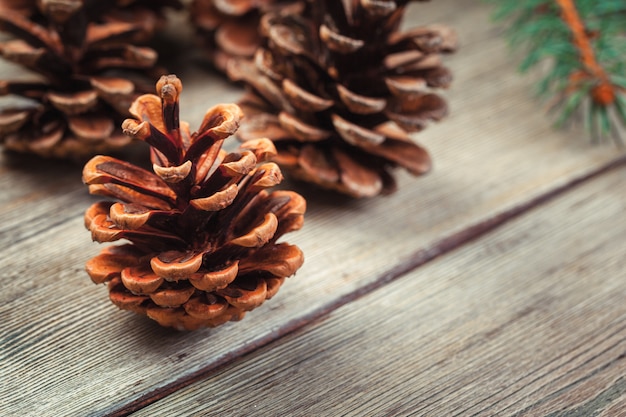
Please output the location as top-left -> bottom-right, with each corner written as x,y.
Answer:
1,142 -> 151,195
275,177 -> 363,212
113,312 -> 218,348
1,150 -> 85,187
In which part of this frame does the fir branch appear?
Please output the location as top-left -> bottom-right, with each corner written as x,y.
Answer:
486,0 -> 626,145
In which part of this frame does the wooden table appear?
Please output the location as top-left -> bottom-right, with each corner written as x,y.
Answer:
2,1 -> 625,416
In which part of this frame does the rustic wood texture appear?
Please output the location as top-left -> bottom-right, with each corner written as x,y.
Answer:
0,0 -> 624,416
133,165 -> 626,417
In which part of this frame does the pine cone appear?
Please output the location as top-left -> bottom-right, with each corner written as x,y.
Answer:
83,75 -> 306,331
228,1 -> 457,197
0,0 -> 176,158
191,0 -> 305,72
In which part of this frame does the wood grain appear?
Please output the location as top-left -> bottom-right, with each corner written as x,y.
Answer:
133,166 -> 626,417
1,1 -> 624,416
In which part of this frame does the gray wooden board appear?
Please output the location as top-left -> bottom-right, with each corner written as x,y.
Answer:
134,166 -> 626,417
0,0 -> 624,415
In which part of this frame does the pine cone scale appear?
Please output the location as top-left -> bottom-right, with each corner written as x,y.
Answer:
150,251 -> 205,279
336,84 -> 387,114
121,266 -> 164,294
297,144 -> 340,183
109,277 -> 149,313
188,260 -> 239,291
47,90 -> 98,114
184,295 -> 229,319
67,115 -> 115,142
150,285 -> 196,308
333,147 -> 383,197
84,156 -> 177,202
216,18 -> 259,56
238,242 -> 304,276
0,110 -> 30,134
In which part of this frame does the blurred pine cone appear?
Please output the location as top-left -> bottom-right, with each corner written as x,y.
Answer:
190,0 -> 304,72
228,0 -> 457,197
0,0 -> 180,158
83,75 -> 306,331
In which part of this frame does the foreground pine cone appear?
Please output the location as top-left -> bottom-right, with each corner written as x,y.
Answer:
228,0 -> 457,197
191,0 -> 304,72
0,1 -> 175,158
83,75 -> 306,330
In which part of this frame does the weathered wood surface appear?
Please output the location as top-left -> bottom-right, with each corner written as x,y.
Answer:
1,0 -> 625,416
134,166 -> 626,417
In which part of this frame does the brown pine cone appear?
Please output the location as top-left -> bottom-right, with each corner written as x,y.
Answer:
190,0 -> 304,72
0,0 -> 178,159
228,0 -> 457,197
83,75 -> 306,331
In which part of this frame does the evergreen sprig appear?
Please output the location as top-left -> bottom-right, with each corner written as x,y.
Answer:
487,0 -> 626,144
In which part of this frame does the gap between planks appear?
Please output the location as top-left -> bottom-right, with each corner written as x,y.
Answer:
108,152 -> 626,417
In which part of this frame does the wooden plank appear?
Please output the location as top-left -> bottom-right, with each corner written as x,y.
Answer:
132,166 -> 626,417
1,0 -> 625,415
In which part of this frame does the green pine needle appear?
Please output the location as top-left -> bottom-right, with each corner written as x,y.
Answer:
485,0 -> 626,144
